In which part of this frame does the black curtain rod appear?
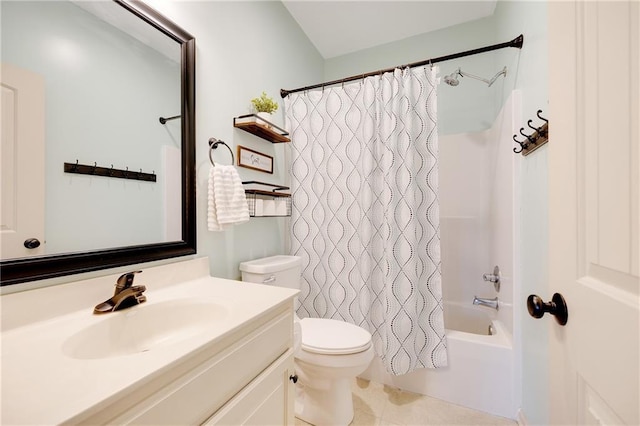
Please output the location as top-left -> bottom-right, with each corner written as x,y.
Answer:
280,34 -> 523,98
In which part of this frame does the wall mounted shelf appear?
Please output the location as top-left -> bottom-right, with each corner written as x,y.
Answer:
234,114 -> 290,143
243,181 -> 291,217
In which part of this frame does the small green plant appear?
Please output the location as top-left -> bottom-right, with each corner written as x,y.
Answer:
251,91 -> 279,114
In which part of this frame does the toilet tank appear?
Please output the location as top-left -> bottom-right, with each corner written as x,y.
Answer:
239,255 -> 302,290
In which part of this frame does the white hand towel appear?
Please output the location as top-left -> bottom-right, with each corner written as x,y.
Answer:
208,165 -> 250,231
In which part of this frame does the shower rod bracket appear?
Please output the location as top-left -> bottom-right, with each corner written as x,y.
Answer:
159,115 -> 180,124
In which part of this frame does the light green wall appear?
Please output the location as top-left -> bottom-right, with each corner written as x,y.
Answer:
0,0 -> 322,291
145,0 -> 323,279
324,2 -> 547,139
493,2 -> 549,425
324,13 -> 503,135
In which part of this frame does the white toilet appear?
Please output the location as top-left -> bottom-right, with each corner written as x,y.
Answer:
239,255 -> 374,426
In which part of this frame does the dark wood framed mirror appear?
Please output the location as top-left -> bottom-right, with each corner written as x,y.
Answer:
0,0 -> 196,286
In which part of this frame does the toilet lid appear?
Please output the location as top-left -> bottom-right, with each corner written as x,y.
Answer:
299,318 -> 372,355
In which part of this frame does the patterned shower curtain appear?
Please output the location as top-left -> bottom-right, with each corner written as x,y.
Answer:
284,67 -> 446,375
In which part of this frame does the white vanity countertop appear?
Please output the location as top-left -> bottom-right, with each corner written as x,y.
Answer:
0,257 -> 298,425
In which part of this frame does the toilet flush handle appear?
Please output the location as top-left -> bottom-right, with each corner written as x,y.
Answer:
263,275 -> 276,284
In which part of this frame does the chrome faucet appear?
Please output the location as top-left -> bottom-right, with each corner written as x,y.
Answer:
482,265 -> 501,292
473,296 -> 499,310
93,270 -> 147,314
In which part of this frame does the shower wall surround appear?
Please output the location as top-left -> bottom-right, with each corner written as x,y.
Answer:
440,90 -> 520,337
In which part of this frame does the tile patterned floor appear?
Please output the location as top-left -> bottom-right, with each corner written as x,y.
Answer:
295,378 -> 517,426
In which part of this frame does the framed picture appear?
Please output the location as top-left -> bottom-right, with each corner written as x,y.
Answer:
237,145 -> 273,174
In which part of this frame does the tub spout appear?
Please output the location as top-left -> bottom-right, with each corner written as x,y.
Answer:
473,296 -> 499,310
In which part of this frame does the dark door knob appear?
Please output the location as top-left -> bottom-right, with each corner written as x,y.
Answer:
23,238 -> 41,249
527,293 -> 568,326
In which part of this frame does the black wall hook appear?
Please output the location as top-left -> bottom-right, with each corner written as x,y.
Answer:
520,127 -> 536,144
527,119 -> 540,133
536,109 -> 548,123
512,135 -> 526,153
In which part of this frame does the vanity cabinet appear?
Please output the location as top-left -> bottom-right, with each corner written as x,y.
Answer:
203,351 -> 294,425
89,308 -> 295,425
1,259 -> 299,425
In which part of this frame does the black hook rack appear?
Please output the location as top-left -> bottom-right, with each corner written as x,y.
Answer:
64,160 -> 156,182
513,109 -> 549,156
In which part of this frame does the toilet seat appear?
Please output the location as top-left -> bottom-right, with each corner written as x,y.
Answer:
299,318 -> 372,355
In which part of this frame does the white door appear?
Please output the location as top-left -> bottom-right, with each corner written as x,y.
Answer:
0,63 -> 45,259
548,1 -> 639,425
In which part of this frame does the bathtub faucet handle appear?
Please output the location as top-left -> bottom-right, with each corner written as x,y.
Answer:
483,273 -> 498,282
482,266 -> 501,292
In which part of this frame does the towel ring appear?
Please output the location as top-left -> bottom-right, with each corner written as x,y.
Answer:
208,138 -> 234,166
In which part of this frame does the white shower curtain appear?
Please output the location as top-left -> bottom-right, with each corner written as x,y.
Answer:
285,67 -> 446,375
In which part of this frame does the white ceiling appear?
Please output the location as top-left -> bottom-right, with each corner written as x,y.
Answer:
281,1 -> 497,59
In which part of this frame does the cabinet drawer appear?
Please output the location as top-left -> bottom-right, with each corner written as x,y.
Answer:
111,311 -> 292,425
203,350 -> 294,425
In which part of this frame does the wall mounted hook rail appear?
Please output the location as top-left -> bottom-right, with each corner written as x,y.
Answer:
64,161 -> 156,182
513,109 -> 549,156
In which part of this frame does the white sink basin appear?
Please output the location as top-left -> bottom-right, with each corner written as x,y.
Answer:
62,299 -> 228,359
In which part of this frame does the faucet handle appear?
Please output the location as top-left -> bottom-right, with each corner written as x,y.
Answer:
482,265 -> 501,292
116,270 -> 142,291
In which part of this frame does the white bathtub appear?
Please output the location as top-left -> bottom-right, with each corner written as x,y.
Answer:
362,302 -> 515,418
444,301 -> 498,336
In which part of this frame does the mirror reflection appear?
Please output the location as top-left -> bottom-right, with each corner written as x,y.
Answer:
1,0 -> 182,261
